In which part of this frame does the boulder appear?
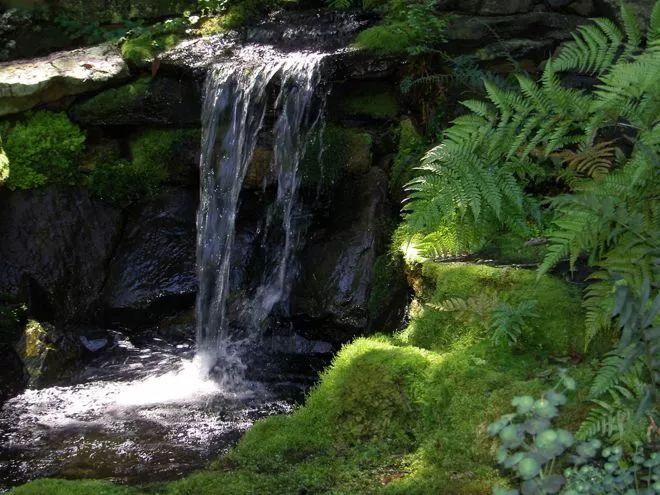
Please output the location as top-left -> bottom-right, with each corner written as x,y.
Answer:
70,75 -> 202,127
291,167 -> 396,342
444,12 -> 586,52
15,319 -> 80,388
0,44 -> 129,116
102,188 -> 198,327
0,186 -> 122,322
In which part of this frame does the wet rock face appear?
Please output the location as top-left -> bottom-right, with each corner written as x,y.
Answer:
0,44 -> 129,116
102,188 -> 198,327
15,320 -> 80,389
0,187 -> 122,323
291,167 -> 393,342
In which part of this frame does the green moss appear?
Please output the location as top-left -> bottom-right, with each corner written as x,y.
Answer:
401,262 -> 585,356
130,128 -> 200,178
1,111 -> 85,190
341,85 -> 399,120
8,479 -> 136,495
75,77 -> 150,120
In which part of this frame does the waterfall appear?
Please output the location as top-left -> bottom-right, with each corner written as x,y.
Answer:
195,50 -> 326,389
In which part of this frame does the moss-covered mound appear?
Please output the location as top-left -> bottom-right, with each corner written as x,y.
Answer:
10,261 -> 591,495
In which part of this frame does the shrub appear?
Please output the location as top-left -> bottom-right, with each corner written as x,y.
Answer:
2,111 -> 85,190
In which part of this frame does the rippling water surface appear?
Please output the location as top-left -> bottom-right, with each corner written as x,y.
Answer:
0,333 -> 296,491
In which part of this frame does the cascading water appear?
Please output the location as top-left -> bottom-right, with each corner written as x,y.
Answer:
0,49 -> 329,491
195,50 -> 326,388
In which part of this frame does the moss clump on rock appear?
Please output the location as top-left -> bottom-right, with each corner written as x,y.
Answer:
88,128 -> 199,203
402,262 -> 585,356
0,111 -> 85,190
390,118 -> 426,198
73,77 -> 150,121
130,128 -> 200,179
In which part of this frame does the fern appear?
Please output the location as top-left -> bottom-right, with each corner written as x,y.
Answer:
490,300 -> 539,346
578,366 -> 648,445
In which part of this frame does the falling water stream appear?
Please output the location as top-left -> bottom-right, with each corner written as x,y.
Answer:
0,48 -> 328,491
196,49 -> 326,388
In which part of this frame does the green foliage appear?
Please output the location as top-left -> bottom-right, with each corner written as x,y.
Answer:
121,18 -> 187,65
54,14 -> 144,45
490,300 -> 539,347
562,444 -> 659,495
403,3 -> 659,446
74,77 -> 150,119
1,111 -> 85,190
353,0 -> 448,55
490,378 -> 658,495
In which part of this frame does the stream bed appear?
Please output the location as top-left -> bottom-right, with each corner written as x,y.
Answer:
0,332 -> 299,492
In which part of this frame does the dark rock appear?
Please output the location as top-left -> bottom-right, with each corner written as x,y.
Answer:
70,76 -> 202,127
0,348 -> 25,401
444,12 -> 586,51
480,0 -> 536,15
547,0 -> 573,7
102,188 -> 197,327
290,167 -> 394,343
0,187 -> 122,322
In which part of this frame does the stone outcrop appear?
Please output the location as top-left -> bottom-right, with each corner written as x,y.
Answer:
15,319 -> 80,388
291,167 -> 394,342
0,44 -> 129,116
102,188 -> 198,327
0,187 -> 122,322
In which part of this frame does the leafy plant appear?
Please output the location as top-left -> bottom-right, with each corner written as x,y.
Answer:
562,443 -> 660,495
490,300 -> 539,346
490,375 -> 659,495
488,373 -> 577,495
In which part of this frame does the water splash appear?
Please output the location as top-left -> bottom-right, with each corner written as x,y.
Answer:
195,49 -> 327,388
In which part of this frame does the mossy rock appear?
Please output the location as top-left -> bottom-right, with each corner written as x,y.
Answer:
15,320 -> 80,389
71,76 -> 201,127
129,128 -> 200,184
300,124 -> 373,190
338,82 -> 400,120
